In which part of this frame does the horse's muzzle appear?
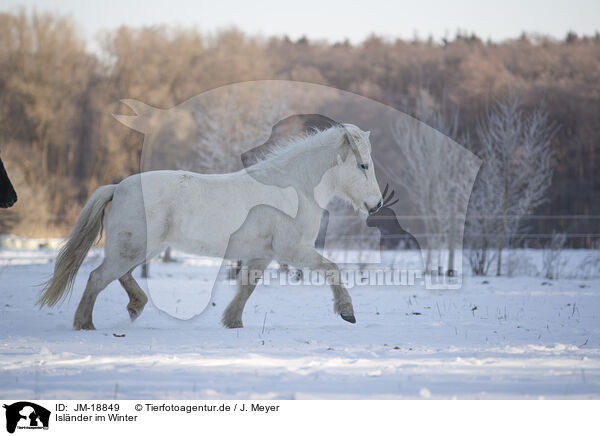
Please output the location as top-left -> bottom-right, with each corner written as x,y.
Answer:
367,199 -> 383,215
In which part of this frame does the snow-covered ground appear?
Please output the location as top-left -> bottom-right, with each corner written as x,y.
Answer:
1,247 -> 599,399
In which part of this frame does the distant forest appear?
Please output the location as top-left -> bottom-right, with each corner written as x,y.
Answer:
0,10 -> 598,246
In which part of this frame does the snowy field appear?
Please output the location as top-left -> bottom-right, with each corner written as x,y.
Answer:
1,246 -> 599,399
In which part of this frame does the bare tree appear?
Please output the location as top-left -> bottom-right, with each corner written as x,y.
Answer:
189,91 -> 290,173
542,231 -> 567,280
465,161 -> 501,275
579,240 -> 600,279
393,90 -> 478,274
477,94 -> 555,275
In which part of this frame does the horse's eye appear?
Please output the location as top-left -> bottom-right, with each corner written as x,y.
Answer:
359,163 -> 369,170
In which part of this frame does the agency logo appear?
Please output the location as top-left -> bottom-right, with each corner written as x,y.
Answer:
3,402 -> 50,433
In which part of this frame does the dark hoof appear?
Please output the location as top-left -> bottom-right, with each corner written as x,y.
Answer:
341,312 -> 356,324
128,307 -> 141,322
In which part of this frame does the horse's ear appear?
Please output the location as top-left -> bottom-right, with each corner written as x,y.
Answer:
336,134 -> 351,161
366,131 -> 371,138
112,114 -> 148,133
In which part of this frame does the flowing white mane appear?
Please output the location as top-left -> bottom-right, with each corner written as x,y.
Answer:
245,124 -> 370,173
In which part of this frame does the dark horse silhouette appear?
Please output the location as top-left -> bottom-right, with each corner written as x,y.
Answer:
366,183 -> 420,251
0,156 -> 17,208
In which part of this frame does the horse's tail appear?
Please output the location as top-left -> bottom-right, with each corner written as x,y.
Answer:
38,184 -> 117,308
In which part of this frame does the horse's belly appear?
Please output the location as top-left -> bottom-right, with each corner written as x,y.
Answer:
169,238 -> 226,258
162,210 -> 249,258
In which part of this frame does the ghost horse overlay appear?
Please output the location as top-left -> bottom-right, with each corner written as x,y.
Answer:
0,156 -> 17,208
38,115 -> 383,330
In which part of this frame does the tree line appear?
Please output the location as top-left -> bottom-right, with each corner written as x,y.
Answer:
0,10 -> 598,249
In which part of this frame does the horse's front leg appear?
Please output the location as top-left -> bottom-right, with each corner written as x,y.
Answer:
286,247 -> 355,324
222,258 -> 271,328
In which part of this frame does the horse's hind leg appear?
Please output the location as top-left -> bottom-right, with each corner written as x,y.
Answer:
119,271 -> 148,321
73,239 -> 145,330
222,258 -> 270,328
73,260 -> 125,330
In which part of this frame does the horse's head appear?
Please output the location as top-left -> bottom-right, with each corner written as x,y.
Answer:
329,124 -> 382,216
366,183 -> 401,231
0,157 -> 17,208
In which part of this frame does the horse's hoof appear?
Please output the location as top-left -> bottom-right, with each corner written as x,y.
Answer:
128,307 -> 141,322
340,312 -> 356,324
74,321 -> 95,330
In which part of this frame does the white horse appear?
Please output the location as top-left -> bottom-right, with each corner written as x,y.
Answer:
38,123 -> 383,330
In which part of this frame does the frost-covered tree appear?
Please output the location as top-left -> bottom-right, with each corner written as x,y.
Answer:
188,91 -> 290,173
465,160 -> 502,275
542,232 -> 567,280
393,90 -> 477,274
476,94 -> 555,275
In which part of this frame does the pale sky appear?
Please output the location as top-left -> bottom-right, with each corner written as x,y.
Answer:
2,0 -> 599,50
